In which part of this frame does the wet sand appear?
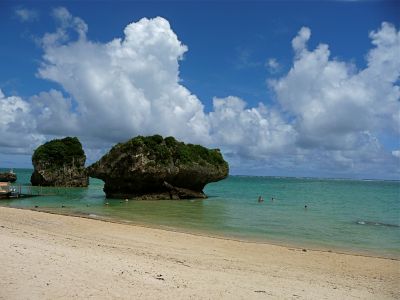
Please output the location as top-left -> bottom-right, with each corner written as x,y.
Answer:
0,207 -> 398,299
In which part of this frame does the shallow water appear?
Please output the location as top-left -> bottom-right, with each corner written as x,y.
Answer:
1,168 -> 399,258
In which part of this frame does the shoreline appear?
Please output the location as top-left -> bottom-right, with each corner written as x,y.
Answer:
4,205 -> 399,261
0,206 -> 399,299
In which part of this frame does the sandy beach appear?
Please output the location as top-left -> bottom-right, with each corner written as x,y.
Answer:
0,207 -> 398,299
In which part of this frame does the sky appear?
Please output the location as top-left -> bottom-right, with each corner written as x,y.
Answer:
0,1 -> 399,180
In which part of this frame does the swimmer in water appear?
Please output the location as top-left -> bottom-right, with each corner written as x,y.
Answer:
258,196 -> 264,203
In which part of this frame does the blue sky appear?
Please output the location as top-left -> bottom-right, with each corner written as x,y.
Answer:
0,1 -> 399,179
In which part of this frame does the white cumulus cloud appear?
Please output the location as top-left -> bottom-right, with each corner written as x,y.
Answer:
30,90 -> 79,136
270,22 -> 400,151
291,26 -> 311,55
37,12 -> 209,145
0,90 -> 44,154
209,96 -> 296,158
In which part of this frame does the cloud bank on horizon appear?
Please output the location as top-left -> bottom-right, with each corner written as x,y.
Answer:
1,7 -> 399,179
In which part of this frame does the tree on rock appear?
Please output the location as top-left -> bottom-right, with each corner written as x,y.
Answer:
31,137 -> 89,187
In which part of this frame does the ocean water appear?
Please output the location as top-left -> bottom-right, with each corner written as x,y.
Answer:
1,168 -> 399,258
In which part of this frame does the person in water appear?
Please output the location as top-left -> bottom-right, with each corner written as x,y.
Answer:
258,196 -> 264,203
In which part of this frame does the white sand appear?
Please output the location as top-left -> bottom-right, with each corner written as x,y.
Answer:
0,207 -> 398,299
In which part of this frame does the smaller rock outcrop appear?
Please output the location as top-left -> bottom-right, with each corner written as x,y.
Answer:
31,137 -> 89,187
0,171 -> 17,182
87,135 -> 229,199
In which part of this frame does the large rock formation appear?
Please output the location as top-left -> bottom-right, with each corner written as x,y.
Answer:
87,135 -> 229,199
31,137 -> 89,187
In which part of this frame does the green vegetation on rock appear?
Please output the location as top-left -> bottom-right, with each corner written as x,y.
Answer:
32,137 -> 85,167
112,135 -> 226,166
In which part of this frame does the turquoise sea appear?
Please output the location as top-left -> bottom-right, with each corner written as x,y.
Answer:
1,168 -> 399,258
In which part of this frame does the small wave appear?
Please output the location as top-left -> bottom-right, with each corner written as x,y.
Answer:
89,214 -> 98,218
356,221 -> 399,228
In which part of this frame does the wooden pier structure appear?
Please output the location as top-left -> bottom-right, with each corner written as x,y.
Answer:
0,183 -> 60,199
